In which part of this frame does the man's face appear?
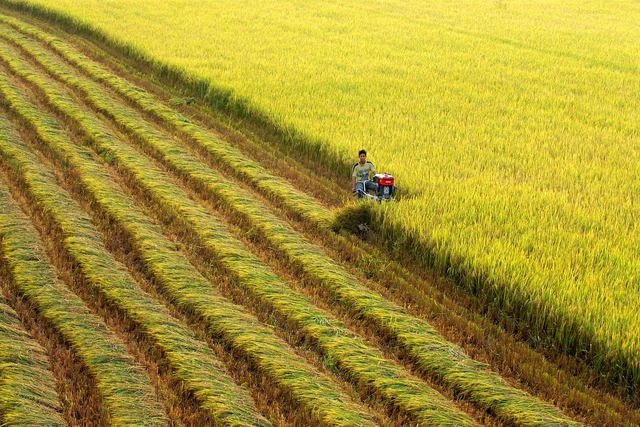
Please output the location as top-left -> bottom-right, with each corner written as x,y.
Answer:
359,153 -> 366,164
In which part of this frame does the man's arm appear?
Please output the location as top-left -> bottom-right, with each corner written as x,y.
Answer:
352,176 -> 357,191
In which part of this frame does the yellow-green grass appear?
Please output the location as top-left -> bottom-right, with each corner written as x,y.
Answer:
0,71 -> 278,427
1,0 -> 638,392
0,46 -> 382,427
0,294 -> 64,427
0,18 -> 583,425
0,132 -> 167,425
0,23 -> 479,425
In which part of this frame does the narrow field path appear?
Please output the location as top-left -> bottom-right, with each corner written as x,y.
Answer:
0,4 -> 638,427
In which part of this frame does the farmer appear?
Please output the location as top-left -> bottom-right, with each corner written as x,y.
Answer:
351,149 -> 377,199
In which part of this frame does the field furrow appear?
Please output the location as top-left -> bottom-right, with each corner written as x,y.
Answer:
0,66 -> 276,427
0,22 -> 484,427
0,125 -> 167,426
0,15 -> 585,427
0,291 -> 64,427
0,41 -> 386,427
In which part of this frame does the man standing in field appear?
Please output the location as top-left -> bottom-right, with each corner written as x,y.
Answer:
352,149 -> 377,199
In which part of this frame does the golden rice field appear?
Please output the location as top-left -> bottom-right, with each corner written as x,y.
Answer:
6,0 -> 639,392
0,1 -> 638,426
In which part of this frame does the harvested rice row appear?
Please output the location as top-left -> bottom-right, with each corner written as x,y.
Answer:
0,13 -> 333,227
0,44 -> 379,427
0,129 -> 167,426
0,289 -> 64,427
0,68 -> 272,427
0,21 -> 479,427
0,28 -> 586,427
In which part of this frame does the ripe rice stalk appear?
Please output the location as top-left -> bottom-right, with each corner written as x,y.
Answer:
0,25 -> 581,427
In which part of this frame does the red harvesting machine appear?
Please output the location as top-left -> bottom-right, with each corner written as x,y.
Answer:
373,173 -> 396,201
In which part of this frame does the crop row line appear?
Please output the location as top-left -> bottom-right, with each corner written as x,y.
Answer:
0,289 -> 64,427
0,13 -> 334,228
0,129 -> 167,426
0,21 -> 485,426
0,61 -> 276,427
0,41 -> 384,427
0,18 -> 583,427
